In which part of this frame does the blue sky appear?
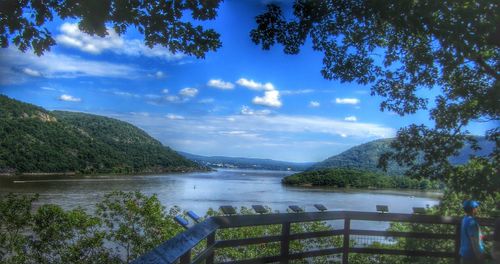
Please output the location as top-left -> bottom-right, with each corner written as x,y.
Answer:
0,1 -> 493,162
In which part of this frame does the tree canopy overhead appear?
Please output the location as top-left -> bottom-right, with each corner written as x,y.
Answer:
250,0 -> 499,194
0,0 -> 223,58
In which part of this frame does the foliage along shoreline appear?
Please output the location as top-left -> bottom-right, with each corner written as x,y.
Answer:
282,168 -> 442,191
0,166 -> 211,177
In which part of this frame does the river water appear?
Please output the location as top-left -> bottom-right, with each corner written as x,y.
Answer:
0,169 -> 441,230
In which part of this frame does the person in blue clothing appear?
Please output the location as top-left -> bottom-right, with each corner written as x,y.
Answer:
460,200 -> 486,263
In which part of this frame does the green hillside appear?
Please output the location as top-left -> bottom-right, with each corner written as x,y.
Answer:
310,139 -> 408,175
0,95 -> 203,175
310,138 -> 494,176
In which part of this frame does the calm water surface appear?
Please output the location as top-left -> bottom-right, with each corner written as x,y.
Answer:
0,169 -> 440,230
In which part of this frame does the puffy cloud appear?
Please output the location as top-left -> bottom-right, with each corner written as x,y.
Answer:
344,116 -> 357,122
166,114 -> 185,120
240,105 -> 271,116
252,90 -> 282,108
59,94 -> 81,102
179,87 -> 198,97
207,79 -> 234,89
236,78 -> 282,108
236,78 -> 274,91
335,98 -> 360,105
309,101 -> 320,108
161,89 -> 169,94
56,23 -> 183,61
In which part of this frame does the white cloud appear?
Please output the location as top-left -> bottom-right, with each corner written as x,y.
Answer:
219,130 -> 260,139
207,79 -> 234,90
344,116 -> 357,122
355,89 -> 370,95
281,89 -> 314,95
236,78 -> 274,91
115,112 -> 394,159
155,71 -> 165,78
309,101 -> 320,108
253,90 -> 282,108
236,78 -> 282,108
144,94 -> 161,99
59,94 -> 81,102
108,112 -> 395,162
56,23 -> 184,61
0,47 -> 141,83
179,87 -> 198,97
23,67 -> 42,77
166,114 -> 185,120
199,98 -> 215,104
240,105 -> 271,116
165,95 -> 181,102
161,89 -> 169,94
335,98 -> 360,105
113,91 -> 140,98
41,86 -> 56,91
130,112 -> 150,117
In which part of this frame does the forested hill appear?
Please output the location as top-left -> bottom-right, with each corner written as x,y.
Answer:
0,95 -> 204,175
310,138 -> 494,176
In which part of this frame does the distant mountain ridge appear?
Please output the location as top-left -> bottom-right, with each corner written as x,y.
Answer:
0,95 -> 204,175
310,137 -> 494,176
179,152 -> 315,171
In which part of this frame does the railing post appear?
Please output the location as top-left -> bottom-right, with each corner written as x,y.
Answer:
206,231 -> 216,264
180,249 -> 191,264
454,224 -> 461,264
280,222 -> 291,264
342,217 -> 350,264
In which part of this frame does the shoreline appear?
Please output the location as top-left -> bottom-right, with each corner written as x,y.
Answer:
283,184 -> 443,196
0,167 -> 212,177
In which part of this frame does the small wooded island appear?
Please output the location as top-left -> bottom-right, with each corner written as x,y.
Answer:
282,168 -> 441,190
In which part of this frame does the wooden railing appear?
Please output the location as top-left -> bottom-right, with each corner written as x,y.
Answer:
132,211 -> 495,264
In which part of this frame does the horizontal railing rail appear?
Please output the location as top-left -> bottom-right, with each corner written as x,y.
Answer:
133,211 -> 495,264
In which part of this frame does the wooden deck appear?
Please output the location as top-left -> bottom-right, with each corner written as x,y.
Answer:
133,211 -> 495,264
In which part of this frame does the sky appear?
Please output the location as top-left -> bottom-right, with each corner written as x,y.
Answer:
0,1 -> 494,162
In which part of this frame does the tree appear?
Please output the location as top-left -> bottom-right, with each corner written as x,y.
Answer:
95,191 -> 183,263
0,0 -> 223,58
0,193 -> 37,264
250,0 -> 499,196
